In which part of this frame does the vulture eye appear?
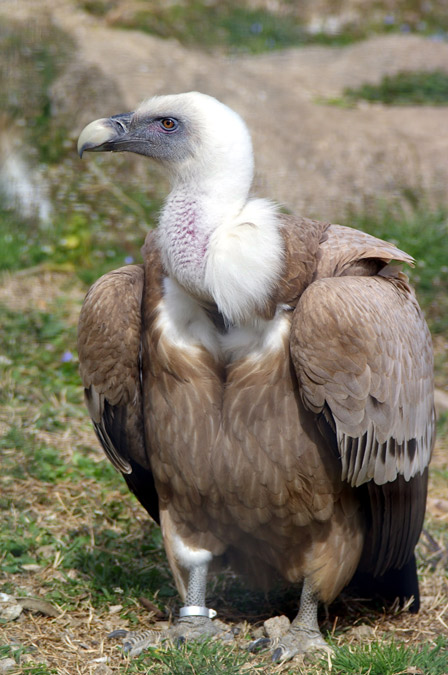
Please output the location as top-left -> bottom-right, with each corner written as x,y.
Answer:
159,118 -> 178,131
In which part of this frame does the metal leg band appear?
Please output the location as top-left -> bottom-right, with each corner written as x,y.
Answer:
179,605 -> 217,619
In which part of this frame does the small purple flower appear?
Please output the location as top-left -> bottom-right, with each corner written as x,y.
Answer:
61,350 -> 74,363
250,22 -> 263,35
384,15 -> 395,25
124,255 -> 134,264
429,31 -> 446,42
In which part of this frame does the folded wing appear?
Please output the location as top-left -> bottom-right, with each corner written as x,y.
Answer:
78,265 -> 159,522
291,230 -> 435,576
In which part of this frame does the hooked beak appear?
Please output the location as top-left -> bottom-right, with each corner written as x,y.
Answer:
77,112 -> 134,158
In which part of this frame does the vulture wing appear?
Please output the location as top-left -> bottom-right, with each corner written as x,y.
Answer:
290,225 -> 435,578
78,264 -> 159,523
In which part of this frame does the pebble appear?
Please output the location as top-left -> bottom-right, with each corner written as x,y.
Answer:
0,594 -> 23,622
0,658 -> 16,674
349,624 -> 375,640
263,615 -> 290,639
107,604 -> 123,614
92,665 -> 113,675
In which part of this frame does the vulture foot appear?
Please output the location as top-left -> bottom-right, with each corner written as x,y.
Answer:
271,625 -> 331,663
249,580 -> 332,663
169,615 -> 233,643
249,627 -> 330,663
108,617 -> 233,657
108,628 -> 162,657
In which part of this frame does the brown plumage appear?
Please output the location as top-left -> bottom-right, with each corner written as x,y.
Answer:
77,93 -> 434,660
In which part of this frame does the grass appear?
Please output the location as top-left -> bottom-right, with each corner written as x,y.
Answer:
128,639 -> 263,674
347,205 -> 448,333
0,15 -> 162,286
0,17 -> 75,164
79,0 -> 448,53
0,197 -> 149,286
329,636 -> 448,674
0,7 -> 447,674
80,0 -> 363,52
345,70 -> 448,106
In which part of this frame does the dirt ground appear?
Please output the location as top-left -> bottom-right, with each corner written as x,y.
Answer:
1,2 -> 447,673
0,271 -> 447,675
2,0 -> 448,220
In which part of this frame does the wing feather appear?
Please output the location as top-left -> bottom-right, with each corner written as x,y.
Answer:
291,273 -> 434,576
78,264 -> 159,522
292,275 -> 434,487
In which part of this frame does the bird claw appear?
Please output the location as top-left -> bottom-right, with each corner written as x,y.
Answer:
108,616 -> 232,657
248,628 -> 332,663
107,629 -> 128,640
108,628 -> 163,656
247,637 -> 271,653
271,627 -> 333,663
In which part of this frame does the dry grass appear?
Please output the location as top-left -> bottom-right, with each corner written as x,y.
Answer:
1,271 -> 447,675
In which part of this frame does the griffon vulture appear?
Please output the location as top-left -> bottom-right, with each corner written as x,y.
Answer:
77,92 -> 434,661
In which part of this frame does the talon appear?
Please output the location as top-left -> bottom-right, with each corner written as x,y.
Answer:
248,637 -> 271,653
108,629 -> 129,639
272,646 -> 284,662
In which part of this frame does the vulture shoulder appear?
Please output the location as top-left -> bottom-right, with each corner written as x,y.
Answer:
290,223 -> 435,576
78,262 -> 159,522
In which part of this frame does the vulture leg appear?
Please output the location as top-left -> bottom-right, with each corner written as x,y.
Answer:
109,561 -> 230,656
271,579 -> 330,662
250,579 -> 330,662
168,561 -> 226,642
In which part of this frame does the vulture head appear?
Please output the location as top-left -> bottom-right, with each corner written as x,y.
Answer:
77,92 -> 434,663
78,92 -> 275,321
78,91 -> 254,194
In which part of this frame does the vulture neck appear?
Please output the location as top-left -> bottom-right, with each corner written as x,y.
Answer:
156,147 -> 284,326
157,159 -> 252,296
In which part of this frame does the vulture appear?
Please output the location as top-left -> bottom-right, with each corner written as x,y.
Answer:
77,92 -> 434,662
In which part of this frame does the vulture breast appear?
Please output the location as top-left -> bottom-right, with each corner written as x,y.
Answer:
78,214 -> 434,605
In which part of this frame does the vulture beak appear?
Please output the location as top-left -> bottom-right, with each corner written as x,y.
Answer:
77,112 -> 134,158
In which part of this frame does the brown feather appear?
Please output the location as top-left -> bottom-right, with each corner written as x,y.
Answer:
78,264 -> 158,521
78,214 -> 434,607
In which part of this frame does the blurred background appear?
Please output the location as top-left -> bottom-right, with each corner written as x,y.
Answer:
1,2 -> 448,674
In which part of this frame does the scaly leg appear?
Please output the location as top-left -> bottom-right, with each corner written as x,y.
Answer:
169,560 -> 220,641
271,578 -> 330,662
109,560 -> 225,656
249,578 -> 331,663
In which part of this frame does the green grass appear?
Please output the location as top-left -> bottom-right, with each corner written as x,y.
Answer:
127,639 -> 262,675
123,636 -> 448,674
81,0 -> 364,53
328,636 -> 448,675
0,645 -> 57,674
0,304 -> 81,409
345,70 -> 448,106
0,299 -> 173,609
0,14 -> 162,286
348,206 -> 448,333
0,202 -> 140,283
0,18 -> 75,164
80,0 -> 448,54
0,172 -> 161,284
